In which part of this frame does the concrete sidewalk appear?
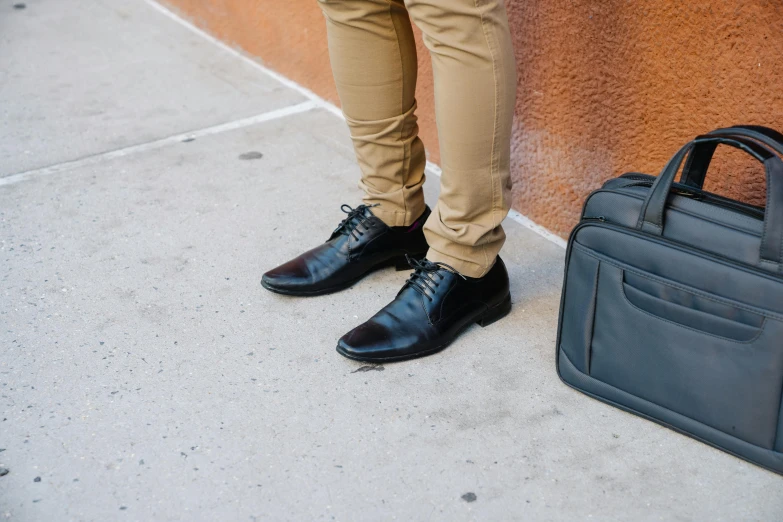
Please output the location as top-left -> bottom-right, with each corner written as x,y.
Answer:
1,1 -> 780,520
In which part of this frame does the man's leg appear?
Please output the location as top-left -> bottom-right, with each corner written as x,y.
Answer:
261,0 -> 431,296
336,0 -> 517,361
318,0 -> 427,227
407,0 -> 517,278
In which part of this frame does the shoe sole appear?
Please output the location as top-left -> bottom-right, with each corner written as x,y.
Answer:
260,252 -> 426,297
335,293 -> 512,363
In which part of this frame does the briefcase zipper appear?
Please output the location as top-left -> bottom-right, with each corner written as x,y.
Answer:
568,220 -> 783,283
620,182 -> 705,200
613,174 -> 765,220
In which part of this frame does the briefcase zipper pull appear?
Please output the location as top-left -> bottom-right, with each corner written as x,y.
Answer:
671,188 -> 704,200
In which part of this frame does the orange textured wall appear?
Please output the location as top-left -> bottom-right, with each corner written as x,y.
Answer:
162,0 -> 783,237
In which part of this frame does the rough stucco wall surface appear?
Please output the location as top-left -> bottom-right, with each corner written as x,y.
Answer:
507,0 -> 783,235
162,0 -> 783,238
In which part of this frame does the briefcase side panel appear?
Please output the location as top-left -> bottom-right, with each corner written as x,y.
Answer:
777,403 -> 783,453
557,246 -> 600,375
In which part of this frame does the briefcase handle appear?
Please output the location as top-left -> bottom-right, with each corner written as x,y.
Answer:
637,135 -> 783,270
680,125 -> 783,188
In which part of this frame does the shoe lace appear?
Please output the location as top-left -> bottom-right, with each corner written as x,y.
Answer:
403,255 -> 466,301
332,203 -> 379,241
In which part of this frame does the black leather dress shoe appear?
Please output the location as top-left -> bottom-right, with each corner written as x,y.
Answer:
336,256 -> 512,362
261,204 -> 430,296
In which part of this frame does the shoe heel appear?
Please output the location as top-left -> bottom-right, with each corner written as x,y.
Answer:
394,252 -> 426,271
476,294 -> 512,327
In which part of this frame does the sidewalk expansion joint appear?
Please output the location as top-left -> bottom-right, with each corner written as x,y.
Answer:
0,101 -> 318,187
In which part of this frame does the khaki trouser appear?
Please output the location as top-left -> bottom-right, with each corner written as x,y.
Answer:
318,0 -> 517,278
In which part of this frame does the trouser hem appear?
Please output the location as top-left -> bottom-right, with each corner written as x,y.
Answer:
368,201 -> 427,227
426,247 -> 496,278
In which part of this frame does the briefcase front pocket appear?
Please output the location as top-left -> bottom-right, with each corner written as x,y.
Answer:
621,273 -> 764,343
584,254 -> 783,449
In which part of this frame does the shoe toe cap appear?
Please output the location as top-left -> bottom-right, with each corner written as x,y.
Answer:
261,260 -> 312,290
337,319 -> 421,361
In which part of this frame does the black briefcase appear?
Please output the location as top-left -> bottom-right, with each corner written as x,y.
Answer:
556,125 -> 783,474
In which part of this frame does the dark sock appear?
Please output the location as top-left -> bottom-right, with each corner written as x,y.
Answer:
392,210 -> 427,233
